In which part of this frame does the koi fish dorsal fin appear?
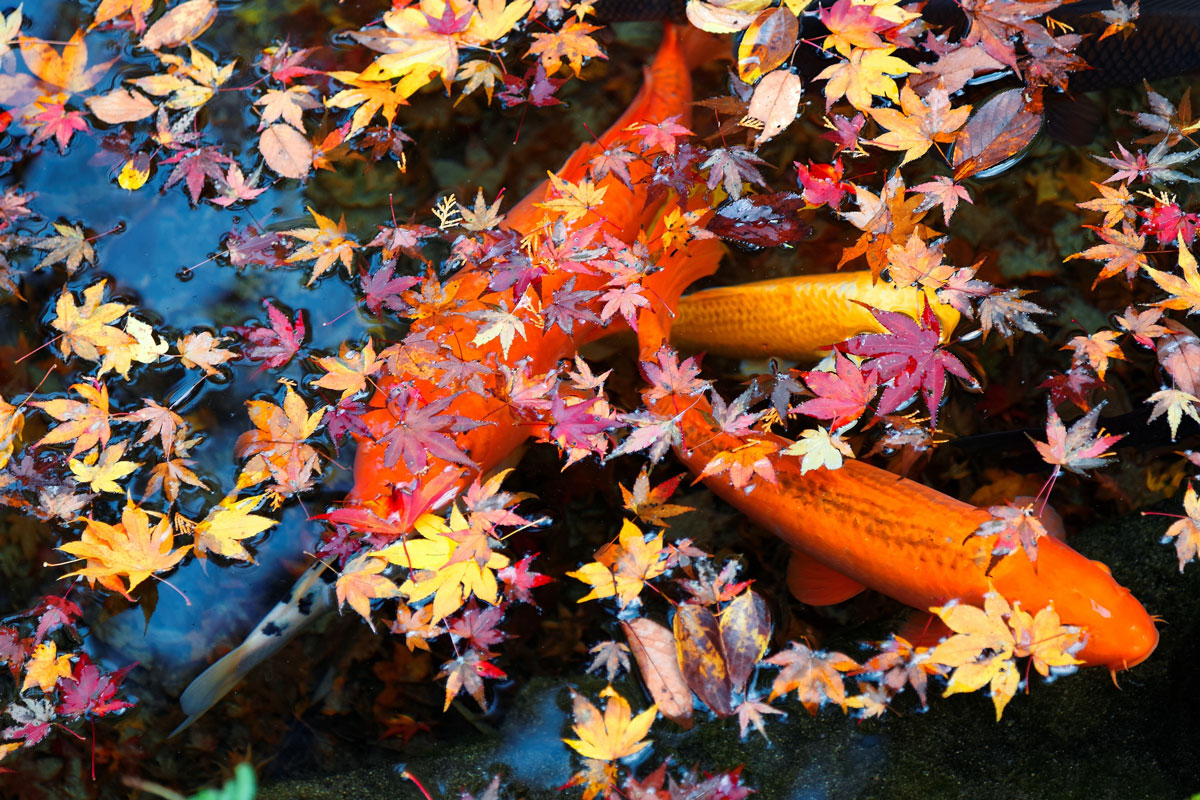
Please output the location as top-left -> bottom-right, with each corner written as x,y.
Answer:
786,548 -> 867,606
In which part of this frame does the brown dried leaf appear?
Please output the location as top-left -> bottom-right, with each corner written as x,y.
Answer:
621,618 -> 693,729
952,87 -> 1044,181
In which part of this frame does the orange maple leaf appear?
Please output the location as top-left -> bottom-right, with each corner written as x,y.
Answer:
58,500 -> 191,598
527,19 -> 606,76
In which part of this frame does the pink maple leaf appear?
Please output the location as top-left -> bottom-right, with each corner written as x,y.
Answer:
232,300 -> 305,372
793,352 -> 879,429
630,114 -> 692,155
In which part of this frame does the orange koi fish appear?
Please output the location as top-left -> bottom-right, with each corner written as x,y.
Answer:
642,385 -> 1158,672
177,24 -> 727,731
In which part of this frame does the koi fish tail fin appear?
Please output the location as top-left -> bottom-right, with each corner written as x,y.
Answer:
171,562 -> 335,736
636,234 -> 725,360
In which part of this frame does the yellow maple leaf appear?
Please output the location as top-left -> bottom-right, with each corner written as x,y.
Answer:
1142,233 -> 1200,313
567,519 -> 666,607
69,441 -> 140,493
193,493 -> 277,562
32,381 -> 111,457
337,552 -> 401,631
234,381 -> 326,494
99,316 -> 168,379
869,84 -> 971,165
325,72 -> 407,134
455,59 -> 503,105
0,394 -> 24,471
527,19 -> 606,76
312,337 -> 382,400
1008,601 -> 1084,677
372,509 -> 511,621
928,591 -> 1022,720
50,279 -> 133,363
285,206 -> 359,284
563,684 -> 656,762
358,2 -> 462,92
58,499 -> 191,598
783,426 -> 854,474
21,642 -> 73,694
472,0 -> 532,43
535,172 -> 608,224
815,45 -> 918,112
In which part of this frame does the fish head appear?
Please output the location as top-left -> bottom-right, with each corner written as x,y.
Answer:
1063,561 -> 1159,671
992,537 -> 1158,671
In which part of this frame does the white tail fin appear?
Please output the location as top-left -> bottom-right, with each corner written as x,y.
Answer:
171,562 -> 334,736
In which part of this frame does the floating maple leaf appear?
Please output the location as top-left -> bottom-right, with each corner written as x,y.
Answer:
58,499 -> 191,598
1032,401 -> 1123,476
232,300 -> 305,372
842,298 -> 976,428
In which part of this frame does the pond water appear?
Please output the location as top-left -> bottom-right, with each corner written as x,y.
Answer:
1,1 -> 1198,799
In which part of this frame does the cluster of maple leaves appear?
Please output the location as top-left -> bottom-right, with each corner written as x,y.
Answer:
0,0 -> 1196,793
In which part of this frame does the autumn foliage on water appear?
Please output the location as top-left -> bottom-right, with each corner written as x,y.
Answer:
0,0 -> 1198,796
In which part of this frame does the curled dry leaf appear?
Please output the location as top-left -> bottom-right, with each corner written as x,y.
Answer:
621,617 -> 694,729
140,0 -> 217,51
737,6 -> 799,85
747,69 -> 802,147
953,87 -> 1044,181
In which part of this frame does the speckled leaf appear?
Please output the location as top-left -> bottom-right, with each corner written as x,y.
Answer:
720,590 -> 772,693
673,604 -> 733,716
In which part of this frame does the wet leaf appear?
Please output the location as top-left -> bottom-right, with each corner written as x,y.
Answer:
621,617 -> 693,729
952,87 -> 1044,181
674,603 -> 733,716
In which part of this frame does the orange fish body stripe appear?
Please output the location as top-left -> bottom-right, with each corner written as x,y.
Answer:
348,25 -> 711,513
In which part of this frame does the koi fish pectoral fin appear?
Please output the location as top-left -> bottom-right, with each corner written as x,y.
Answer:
786,549 -> 867,606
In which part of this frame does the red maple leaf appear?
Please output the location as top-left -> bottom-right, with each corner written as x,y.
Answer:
498,553 -> 552,603
842,298 -> 975,428
161,145 -> 236,204
233,300 -> 305,372
56,655 -> 134,719
795,158 -> 853,208
630,114 -> 692,155
793,352 -> 879,429
448,602 -> 508,650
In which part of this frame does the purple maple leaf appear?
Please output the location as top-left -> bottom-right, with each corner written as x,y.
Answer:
378,386 -> 483,473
